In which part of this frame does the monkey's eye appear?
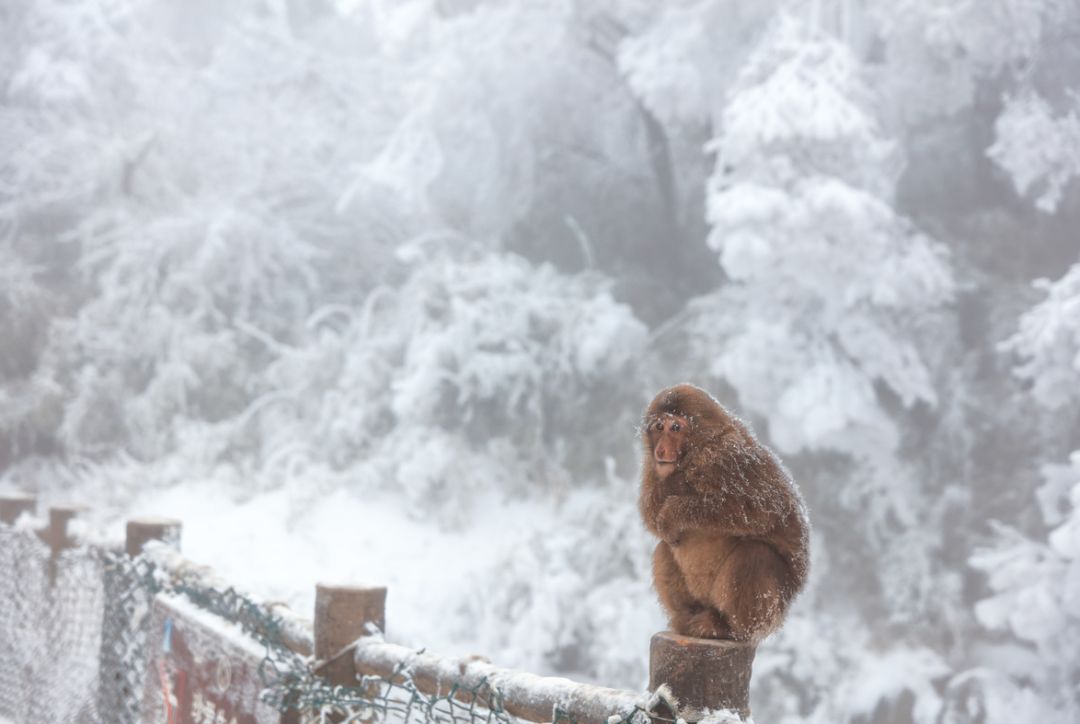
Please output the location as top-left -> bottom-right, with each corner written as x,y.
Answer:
671,423 -> 681,432
654,421 -> 664,431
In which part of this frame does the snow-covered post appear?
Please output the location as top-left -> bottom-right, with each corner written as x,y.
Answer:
314,583 -> 387,687
125,517 -> 182,557
0,494 -> 35,524
46,504 -> 87,584
48,504 -> 87,554
649,632 -> 755,720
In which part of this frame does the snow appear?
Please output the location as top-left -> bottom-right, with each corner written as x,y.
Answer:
1004,262 -> 1080,410
617,8 -> 709,128
159,592 -> 268,663
840,647 -> 948,724
118,480 -> 549,661
988,92 -> 1080,213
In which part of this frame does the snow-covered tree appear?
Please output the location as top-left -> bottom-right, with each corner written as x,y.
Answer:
694,14 -> 954,458
626,15 -> 966,720
968,451 -> 1080,723
0,242 -> 52,465
989,93 -> 1080,214
1003,261 -> 1080,410
251,243 -> 648,520
677,19 -> 956,642
868,0 -> 1078,122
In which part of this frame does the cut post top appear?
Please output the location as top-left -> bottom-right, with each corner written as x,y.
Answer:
314,583 -> 387,661
125,517 -> 183,557
48,504 -> 89,551
0,494 -> 36,525
649,630 -> 757,721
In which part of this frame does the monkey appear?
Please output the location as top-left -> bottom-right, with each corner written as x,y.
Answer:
639,384 -> 809,642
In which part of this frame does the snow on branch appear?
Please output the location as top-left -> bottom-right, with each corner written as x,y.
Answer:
989,92 -> 1080,214
1003,261 -> 1080,410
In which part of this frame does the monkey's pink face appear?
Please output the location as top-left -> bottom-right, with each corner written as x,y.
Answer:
648,414 -> 689,480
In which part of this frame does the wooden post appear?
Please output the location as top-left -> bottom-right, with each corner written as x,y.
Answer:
648,631 -> 756,721
125,517 -> 182,557
0,494 -> 35,524
48,504 -> 88,554
46,504 -> 88,584
313,584 -> 387,686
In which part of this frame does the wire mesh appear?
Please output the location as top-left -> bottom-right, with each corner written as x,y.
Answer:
98,551 -> 159,724
0,525 -> 104,723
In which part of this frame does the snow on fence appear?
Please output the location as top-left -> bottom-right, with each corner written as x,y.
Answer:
0,494 -> 754,724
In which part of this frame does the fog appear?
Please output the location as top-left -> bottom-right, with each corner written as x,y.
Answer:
1,1 -> 1079,722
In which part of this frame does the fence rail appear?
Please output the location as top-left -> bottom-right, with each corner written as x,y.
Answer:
0,493 -> 755,724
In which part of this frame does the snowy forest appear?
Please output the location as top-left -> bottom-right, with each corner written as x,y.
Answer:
2,0 -> 1079,722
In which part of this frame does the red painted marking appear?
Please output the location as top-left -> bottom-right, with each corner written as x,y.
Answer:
147,597 -> 276,724
165,619 -> 258,724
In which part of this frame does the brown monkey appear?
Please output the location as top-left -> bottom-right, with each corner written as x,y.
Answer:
639,384 -> 809,642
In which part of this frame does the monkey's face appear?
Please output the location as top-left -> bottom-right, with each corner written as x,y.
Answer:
648,413 -> 690,480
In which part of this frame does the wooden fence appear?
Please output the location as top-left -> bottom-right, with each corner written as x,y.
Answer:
0,493 -> 756,723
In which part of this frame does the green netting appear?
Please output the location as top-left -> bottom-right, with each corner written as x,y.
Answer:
98,550 -> 160,723
0,524 -> 675,724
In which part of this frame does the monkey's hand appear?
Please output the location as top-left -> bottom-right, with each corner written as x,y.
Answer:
655,495 -> 695,546
657,490 -> 772,543
658,471 -> 689,500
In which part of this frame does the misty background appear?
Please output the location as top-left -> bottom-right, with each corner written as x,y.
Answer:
2,0 -> 1079,722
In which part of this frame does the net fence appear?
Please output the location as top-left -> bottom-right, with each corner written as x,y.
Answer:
0,524 -> 105,723
0,522 -> 678,724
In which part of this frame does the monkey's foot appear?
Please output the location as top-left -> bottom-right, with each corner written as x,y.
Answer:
668,604 -> 705,635
684,609 -> 733,640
